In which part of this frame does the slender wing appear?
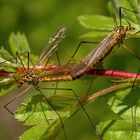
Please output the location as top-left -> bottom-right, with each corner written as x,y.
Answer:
71,33 -> 113,78
38,65 -> 73,78
38,25 -> 67,65
81,34 -> 112,67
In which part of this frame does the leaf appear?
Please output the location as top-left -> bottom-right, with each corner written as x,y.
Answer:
111,0 -> 139,24
15,94 -> 79,140
78,1 -> 140,39
0,78 -> 16,96
0,47 -> 17,96
96,86 -> 140,140
77,15 -> 114,30
9,32 -> 31,56
80,31 -> 109,40
78,15 -> 140,40
19,122 -> 61,140
0,33 -> 33,96
0,47 -> 17,71
98,119 -> 140,140
0,47 -> 13,62
88,98 -> 121,124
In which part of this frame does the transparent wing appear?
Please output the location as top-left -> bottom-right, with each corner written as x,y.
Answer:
38,65 -> 73,78
38,25 -> 67,65
71,33 -> 113,78
81,34 -> 112,66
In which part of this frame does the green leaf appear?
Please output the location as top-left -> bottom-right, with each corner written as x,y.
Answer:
88,98 -> 121,124
0,46 -> 13,62
78,15 -> 140,39
78,1 -> 140,39
96,87 -> 140,139
111,0 -> 139,24
15,94 -> 79,140
80,31 -> 109,39
19,122 -> 61,140
0,78 -> 16,96
0,47 -> 17,96
8,32 -> 38,67
0,47 -> 18,71
99,119 -> 140,140
77,15 -> 114,30
15,95 -> 73,125
9,32 -> 31,56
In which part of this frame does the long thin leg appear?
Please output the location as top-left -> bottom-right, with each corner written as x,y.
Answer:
131,106 -> 137,138
36,88 -> 67,140
31,50 -> 61,72
66,41 -> 99,65
70,88 -> 102,140
120,8 -> 140,136
53,51 -> 61,95
27,52 -> 30,71
0,51 -> 27,65
37,86 -> 102,140
55,51 -> 61,65
122,44 -> 140,62
119,7 -> 138,25
16,52 -> 27,73
130,70 -> 140,138
105,70 -> 140,138
22,94 -> 50,124
4,85 -> 51,127
53,82 -> 59,96
86,78 -> 94,96
4,86 -> 31,115
15,51 -> 36,72
131,69 -> 140,91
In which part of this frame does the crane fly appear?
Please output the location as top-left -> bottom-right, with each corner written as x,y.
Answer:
71,25 -> 138,78
2,8 -> 140,83
3,23 -> 137,139
2,26 -> 102,140
3,24 -> 138,83
0,16 -> 138,140
71,7 -> 140,78
2,7 -> 140,140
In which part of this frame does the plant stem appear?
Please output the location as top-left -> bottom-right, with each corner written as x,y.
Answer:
86,79 -> 140,102
86,69 -> 140,78
1,66 -> 140,79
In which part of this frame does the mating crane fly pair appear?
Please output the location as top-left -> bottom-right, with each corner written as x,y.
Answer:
9,7 -> 140,92
2,7 -> 140,140
16,25 -> 139,87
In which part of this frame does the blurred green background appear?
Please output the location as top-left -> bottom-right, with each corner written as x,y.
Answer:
0,0 -> 108,55
0,0 -> 140,140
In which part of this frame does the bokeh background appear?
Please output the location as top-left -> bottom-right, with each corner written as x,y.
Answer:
0,0 -> 140,140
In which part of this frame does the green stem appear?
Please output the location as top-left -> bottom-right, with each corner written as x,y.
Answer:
86,82 -> 132,102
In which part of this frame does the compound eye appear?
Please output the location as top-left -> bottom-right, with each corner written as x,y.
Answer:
25,75 -> 29,79
25,73 -> 33,79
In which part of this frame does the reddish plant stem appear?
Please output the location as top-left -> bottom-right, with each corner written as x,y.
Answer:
0,66 -> 140,79
0,70 -> 15,77
86,69 -> 140,79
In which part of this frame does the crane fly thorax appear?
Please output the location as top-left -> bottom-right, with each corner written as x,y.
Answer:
111,25 -> 135,45
111,26 -> 126,44
17,73 -> 39,87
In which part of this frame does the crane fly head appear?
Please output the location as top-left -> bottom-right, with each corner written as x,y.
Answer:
17,73 -> 39,87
